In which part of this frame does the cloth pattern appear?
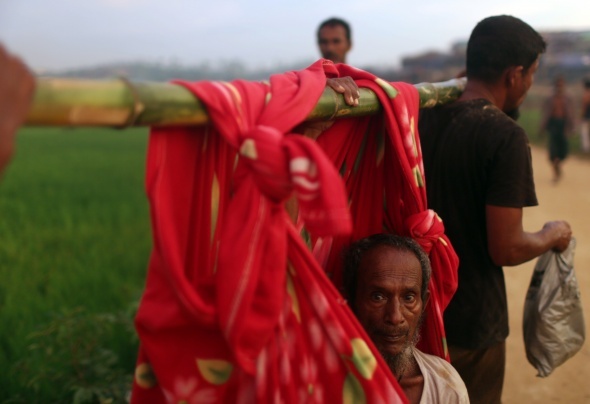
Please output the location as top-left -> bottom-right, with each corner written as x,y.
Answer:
131,60 -> 407,403
312,63 -> 459,360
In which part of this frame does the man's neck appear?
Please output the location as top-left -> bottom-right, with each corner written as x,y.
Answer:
459,80 -> 505,110
396,349 -> 424,404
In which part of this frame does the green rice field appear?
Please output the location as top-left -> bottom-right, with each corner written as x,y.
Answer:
0,127 -> 151,402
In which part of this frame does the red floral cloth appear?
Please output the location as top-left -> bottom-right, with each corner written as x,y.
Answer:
312,63 -> 459,360
131,60 -> 406,403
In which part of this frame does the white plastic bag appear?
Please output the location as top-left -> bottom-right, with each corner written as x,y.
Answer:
523,238 -> 585,377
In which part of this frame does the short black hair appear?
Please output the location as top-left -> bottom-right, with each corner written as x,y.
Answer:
342,234 -> 431,307
584,78 -> 590,89
317,17 -> 352,43
466,15 -> 546,83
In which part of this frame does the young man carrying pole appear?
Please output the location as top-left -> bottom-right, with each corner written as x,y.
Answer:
418,15 -> 572,403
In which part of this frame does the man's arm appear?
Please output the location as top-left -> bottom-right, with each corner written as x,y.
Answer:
486,205 -> 572,266
0,44 -> 35,175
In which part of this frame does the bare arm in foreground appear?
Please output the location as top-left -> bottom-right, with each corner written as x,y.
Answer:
0,44 -> 35,176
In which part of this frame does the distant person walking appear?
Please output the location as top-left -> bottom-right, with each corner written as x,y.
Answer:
0,44 -> 35,177
316,17 -> 352,64
540,76 -> 575,182
580,78 -> 590,153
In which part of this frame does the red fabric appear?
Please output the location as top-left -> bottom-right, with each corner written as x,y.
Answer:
312,64 -> 459,360
132,60 -> 406,403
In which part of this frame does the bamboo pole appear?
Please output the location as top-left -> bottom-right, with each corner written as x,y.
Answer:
25,77 -> 466,127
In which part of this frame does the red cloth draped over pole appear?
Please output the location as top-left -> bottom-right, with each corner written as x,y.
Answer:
312,63 -> 459,360
131,60 -> 407,403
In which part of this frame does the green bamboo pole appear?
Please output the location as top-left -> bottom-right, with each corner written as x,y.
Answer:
25,77 -> 466,127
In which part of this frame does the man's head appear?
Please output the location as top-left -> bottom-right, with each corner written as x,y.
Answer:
343,234 -> 431,375
317,17 -> 352,64
466,15 -> 546,112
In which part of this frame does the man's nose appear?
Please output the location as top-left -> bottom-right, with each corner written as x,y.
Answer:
385,299 -> 406,325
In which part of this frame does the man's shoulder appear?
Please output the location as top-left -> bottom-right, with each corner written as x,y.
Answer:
413,349 -> 458,374
458,100 -> 520,130
413,349 -> 469,403
421,99 -> 521,133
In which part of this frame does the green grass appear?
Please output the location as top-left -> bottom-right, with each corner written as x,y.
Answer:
0,127 -> 151,402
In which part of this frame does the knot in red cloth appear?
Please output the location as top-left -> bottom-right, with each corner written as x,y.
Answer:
404,209 -> 445,254
238,125 -> 293,203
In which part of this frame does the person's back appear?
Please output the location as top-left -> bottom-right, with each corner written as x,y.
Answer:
419,15 -> 572,403
420,99 -> 536,348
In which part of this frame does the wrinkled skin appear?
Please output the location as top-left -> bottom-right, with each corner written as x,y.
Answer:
353,245 -> 429,374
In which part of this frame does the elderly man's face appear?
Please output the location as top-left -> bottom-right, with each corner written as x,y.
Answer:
353,245 -> 427,368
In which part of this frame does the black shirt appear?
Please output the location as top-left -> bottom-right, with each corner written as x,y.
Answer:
419,99 -> 538,349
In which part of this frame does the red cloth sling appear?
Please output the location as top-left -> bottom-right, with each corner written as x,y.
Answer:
131,60 -> 406,403
312,63 -> 459,360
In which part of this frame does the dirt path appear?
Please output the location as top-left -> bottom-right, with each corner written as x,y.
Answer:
502,146 -> 590,402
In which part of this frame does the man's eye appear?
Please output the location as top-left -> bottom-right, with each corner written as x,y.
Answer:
404,294 -> 416,303
370,292 -> 385,302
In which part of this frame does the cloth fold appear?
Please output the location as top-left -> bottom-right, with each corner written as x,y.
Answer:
179,64 -> 353,374
405,210 -> 445,254
132,60 -> 406,403
311,65 -> 459,360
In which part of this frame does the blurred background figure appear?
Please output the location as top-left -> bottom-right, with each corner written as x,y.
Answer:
580,78 -> 590,153
540,76 -> 575,183
316,17 -> 352,64
0,44 -> 35,177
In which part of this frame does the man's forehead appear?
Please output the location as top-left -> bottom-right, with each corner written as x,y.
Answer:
361,244 -> 416,263
319,25 -> 347,37
359,246 -> 422,286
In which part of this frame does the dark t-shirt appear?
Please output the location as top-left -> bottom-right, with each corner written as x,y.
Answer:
419,99 -> 538,349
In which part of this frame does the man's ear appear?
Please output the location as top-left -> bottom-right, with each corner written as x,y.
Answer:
505,66 -> 524,88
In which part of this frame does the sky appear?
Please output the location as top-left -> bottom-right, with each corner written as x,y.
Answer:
0,0 -> 589,72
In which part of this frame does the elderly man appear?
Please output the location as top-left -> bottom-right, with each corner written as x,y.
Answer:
343,233 -> 468,404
